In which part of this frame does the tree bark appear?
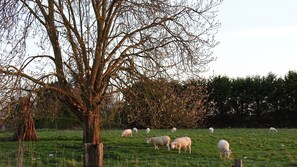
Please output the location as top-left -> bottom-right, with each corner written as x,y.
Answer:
13,97 -> 38,141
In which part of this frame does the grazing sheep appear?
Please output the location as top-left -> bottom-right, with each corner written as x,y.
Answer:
218,139 -> 231,159
122,129 -> 132,137
171,127 -> 177,133
270,127 -> 278,133
171,137 -> 192,153
146,136 -> 171,150
209,127 -> 214,134
146,128 -> 150,134
132,127 -> 138,133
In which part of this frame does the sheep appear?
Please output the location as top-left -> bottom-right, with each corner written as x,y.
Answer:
270,127 -> 278,133
171,127 -> 177,133
218,139 -> 231,159
209,127 -> 214,134
146,136 -> 171,150
132,127 -> 138,133
121,129 -> 132,137
146,128 -> 150,134
170,137 -> 192,153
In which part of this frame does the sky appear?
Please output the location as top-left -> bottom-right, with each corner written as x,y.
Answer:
203,0 -> 297,78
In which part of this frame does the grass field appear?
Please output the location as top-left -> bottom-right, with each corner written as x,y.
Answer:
0,128 -> 297,166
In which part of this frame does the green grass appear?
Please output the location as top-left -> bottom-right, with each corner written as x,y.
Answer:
0,128 -> 297,166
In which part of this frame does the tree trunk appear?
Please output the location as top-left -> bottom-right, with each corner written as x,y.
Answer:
82,107 -> 103,167
13,97 -> 38,141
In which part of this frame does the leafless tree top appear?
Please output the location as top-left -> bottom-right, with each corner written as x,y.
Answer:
0,0 -> 222,114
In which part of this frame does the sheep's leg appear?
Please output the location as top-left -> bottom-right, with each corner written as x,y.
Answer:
189,146 -> 191,153
219,151 -> 223,159
223,153 -> 228,161
167,144 -> 170,151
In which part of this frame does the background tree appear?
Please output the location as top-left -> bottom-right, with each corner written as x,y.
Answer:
12,96 -> 38,141
281,71 -> 297,126
0,0 -> 222,166
176,79 -> 209,127
34,86 -> 81,129
121,78 -> 209,128
205,71 -> 297,128
206,76 -> 232,127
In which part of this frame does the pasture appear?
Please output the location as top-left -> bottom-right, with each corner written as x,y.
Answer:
0,128 -> 296,166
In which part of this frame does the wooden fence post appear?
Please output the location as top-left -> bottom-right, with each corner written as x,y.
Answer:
84,143 -> 103,167
234,159 -> 243,167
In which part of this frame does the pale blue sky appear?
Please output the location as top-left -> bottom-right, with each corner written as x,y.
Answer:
203,0 -> 297,78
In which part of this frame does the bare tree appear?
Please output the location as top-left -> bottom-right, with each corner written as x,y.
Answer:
0,0 -> 222,166
122,78 -> 209,128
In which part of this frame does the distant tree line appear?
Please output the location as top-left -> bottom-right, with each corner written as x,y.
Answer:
206,71 -> 297,128
71,71 -> 297,129
3,71 -> 297,130
115,71 -> 297,128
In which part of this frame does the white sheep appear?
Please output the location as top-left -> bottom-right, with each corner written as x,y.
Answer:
146,136 -> 171,150
218,139 -> 231,159
121,129 -> 132,137
270,127 -> 278,133
171,137 -> 192,153
171,127 -> 177,133
209,127 -> 214,134
132,127 -> 138,133
146,128 -> 150,134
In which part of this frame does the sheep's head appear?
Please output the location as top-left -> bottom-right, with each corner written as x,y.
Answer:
171,142 -> 176,149
224,149 -> 231,158
146,137 -> 152,144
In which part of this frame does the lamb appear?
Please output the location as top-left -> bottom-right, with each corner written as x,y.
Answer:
146,128 -> 150,134
209,127 -> 214,134
121,129 -> 132,137
171,127 -> 177,133
218,139 -> 231,159
146,136 -> 171,150
132,127 -> 138,133
270,127 -> 278,133
170,137 -> 192,153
